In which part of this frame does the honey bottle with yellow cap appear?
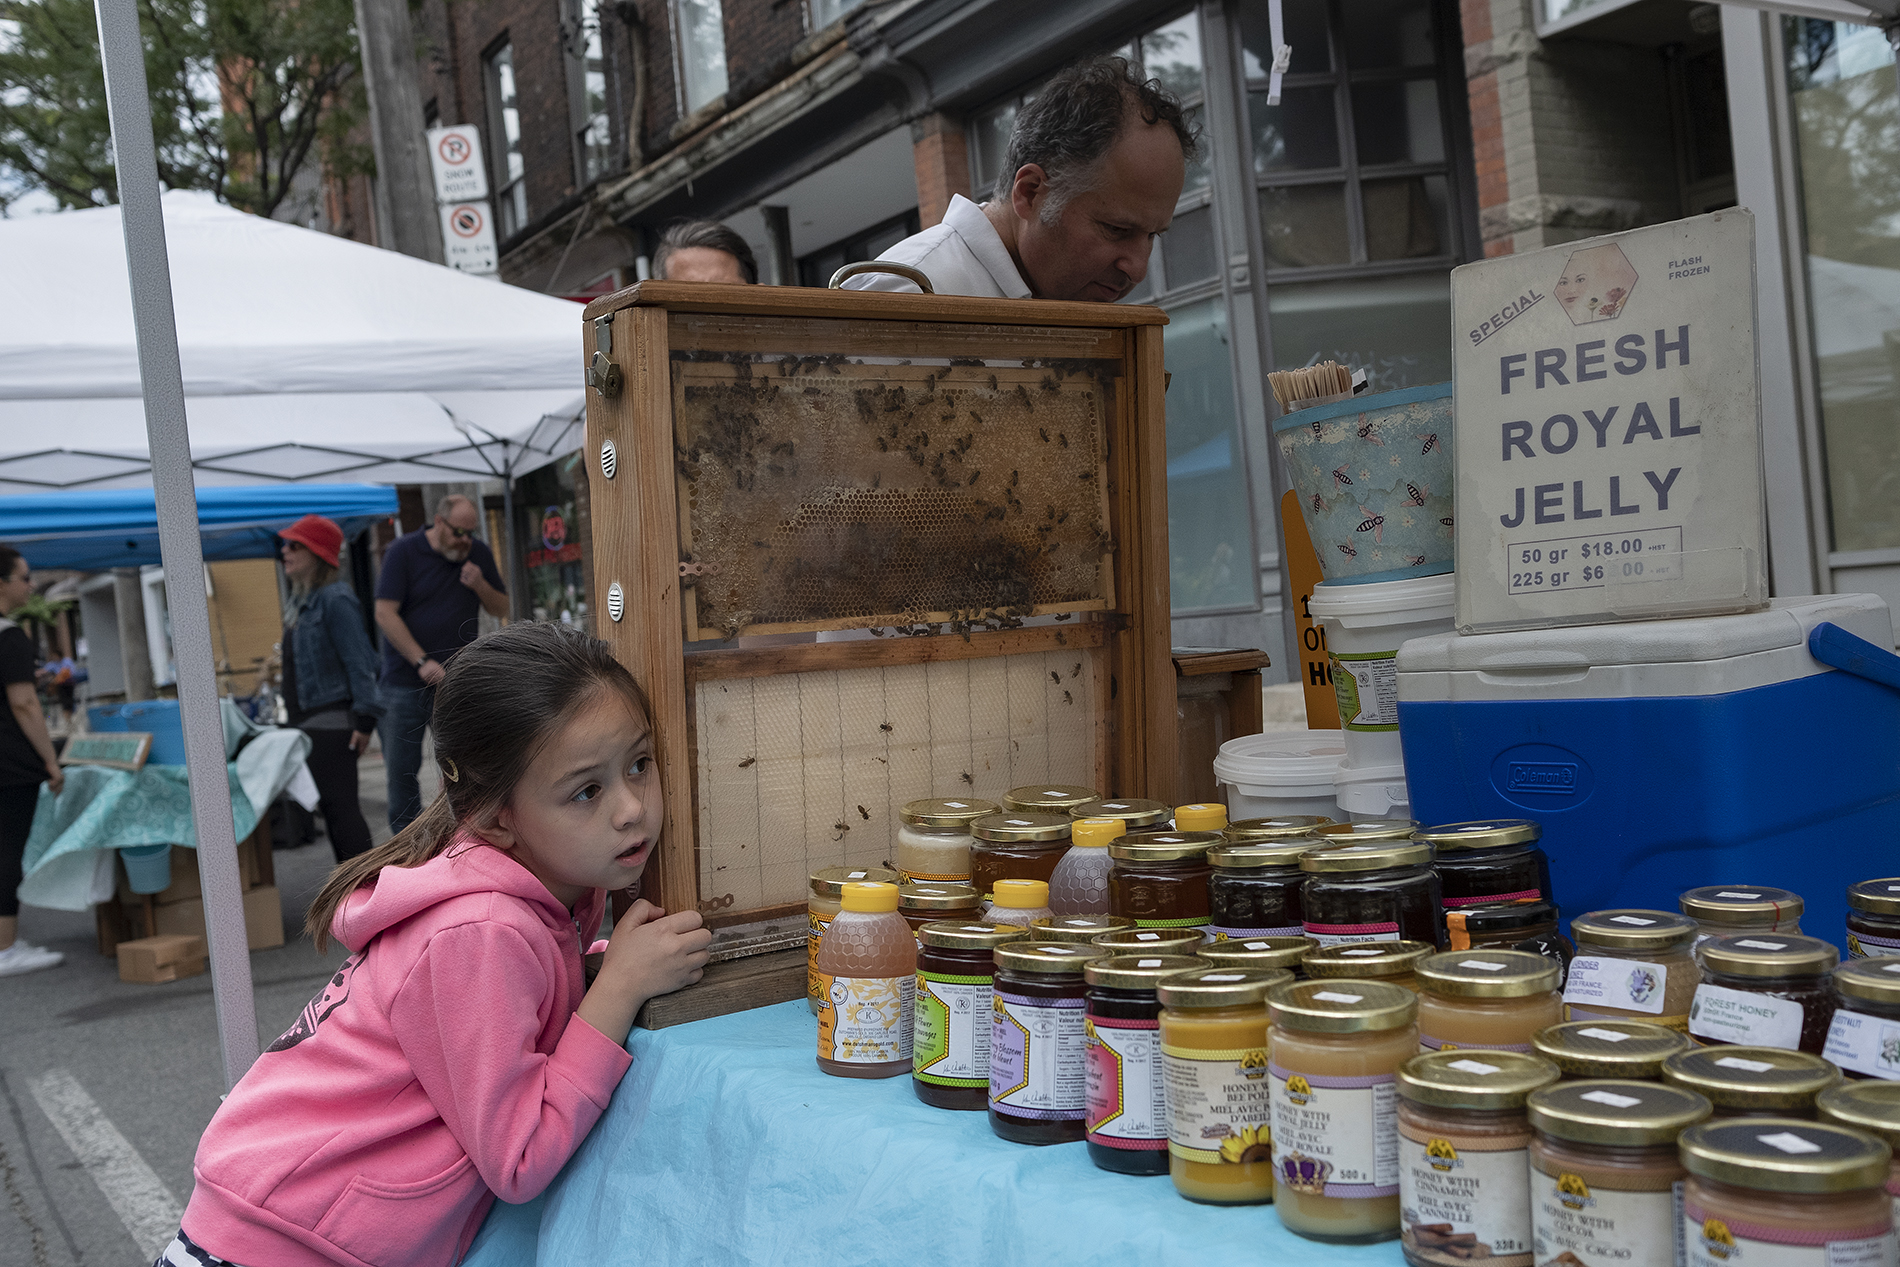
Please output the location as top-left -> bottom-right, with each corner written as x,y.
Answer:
814,881 -> 917,1079
987,878 -> 1055,929
1049,818 -> 1124,915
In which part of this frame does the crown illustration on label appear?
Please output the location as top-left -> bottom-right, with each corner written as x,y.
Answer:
1280,1152 -> 1333,1195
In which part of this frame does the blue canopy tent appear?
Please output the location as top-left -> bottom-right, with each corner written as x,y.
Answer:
0,484 -> 398,571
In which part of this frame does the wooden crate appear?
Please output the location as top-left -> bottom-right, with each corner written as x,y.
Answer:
582,282 -> 1175,933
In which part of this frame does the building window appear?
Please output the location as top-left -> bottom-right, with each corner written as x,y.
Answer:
567,0 -> 616,186
672,0 -> 729,115
796,210 -> 921,287
809,0 -> 865,30
484,41 -> 528,238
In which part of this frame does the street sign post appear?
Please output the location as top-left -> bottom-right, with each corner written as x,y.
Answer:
426,125 -> 489,203
440,201 -> 500,276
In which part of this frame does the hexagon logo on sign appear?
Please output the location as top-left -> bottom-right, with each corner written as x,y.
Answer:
1553,243 -> 1638,326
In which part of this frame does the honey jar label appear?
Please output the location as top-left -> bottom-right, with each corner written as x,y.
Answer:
1531,1168 -> 1683,1267
1209,923 -> 1305,940
1163,1043 -> 1273,1165
1086,1016 -> 1166,1148
1564,955 -> 1671,1016
1847,931 -> 1900,960
815,972 -> 914,1064
807,913 -> 833,1003
1399,1124 -> 1535,1267
913,971 -> 991,1087
1331,651 -> 1400,731
1824,1009 -> 1900,1080
1419,1035 -> 1536,1054
1687,984 -> 1804,1050
989,991 -> 1087,1118
1683,1202 -> 1897,1267
1304,921 -> 1402,947
899,868 -> 970,884
1269,1064 -> 1400,1198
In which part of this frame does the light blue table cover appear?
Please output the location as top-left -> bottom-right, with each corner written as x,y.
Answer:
463,999 -> 1405,1267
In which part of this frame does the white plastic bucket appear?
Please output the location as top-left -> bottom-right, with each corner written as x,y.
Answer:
1308,572 -> 1456,770
1334,761 -> 1412,822
1213,732 -> 1347,821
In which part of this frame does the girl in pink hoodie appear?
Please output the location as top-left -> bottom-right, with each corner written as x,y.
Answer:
159,623 -> 713,1267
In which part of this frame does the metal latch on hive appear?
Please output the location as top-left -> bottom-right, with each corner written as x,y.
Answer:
588,315 -> 622,399
678,559 -> 713,586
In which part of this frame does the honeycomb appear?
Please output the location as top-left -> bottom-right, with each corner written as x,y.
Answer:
813,911 -> 917,976
1047,850 -> 1113,916
671,355 -> 1114,638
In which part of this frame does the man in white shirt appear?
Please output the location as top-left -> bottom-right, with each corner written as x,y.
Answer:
842,56 -> 1193,302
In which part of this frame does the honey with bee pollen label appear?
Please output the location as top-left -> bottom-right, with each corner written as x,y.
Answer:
1157,967 -> 1285,1204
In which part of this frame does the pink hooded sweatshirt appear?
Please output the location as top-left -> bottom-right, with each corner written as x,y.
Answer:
183,839 -> 631,1267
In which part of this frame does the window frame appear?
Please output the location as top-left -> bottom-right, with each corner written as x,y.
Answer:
564,0 -> 619,189
482,38 -> 529,241
668,0 -> 731,117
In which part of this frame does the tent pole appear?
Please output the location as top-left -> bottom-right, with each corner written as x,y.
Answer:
93,0 -> 260,1088
502,449 -> 522,622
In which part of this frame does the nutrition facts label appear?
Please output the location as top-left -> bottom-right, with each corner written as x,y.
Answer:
1506,526 -> 1684,595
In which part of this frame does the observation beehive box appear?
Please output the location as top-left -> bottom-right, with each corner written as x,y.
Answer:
580,282 -> 1175,933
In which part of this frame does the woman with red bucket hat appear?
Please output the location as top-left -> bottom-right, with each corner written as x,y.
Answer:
278,515 -> 381,863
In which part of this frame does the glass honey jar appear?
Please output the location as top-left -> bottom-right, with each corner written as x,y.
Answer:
1847,879 -> 1900,961
1689,934 -> 1839,1054
1662,1045 -> 1841,1119
1071,797 -> 1172,830
1565,910 -> 1700,1031
1300,840 -> 1444,948
1415,950 -> 1565,1053
969,812 -> 1071,899
1198,935 -> 1315,974
1224,815 -> 1336,842
896,797 -> 996,884
1678,1117 -> 1896,1267
1093,927 -> 1208,957
1082,953 -> 1204,1177
897,882 -> 981,938
913,920 -> 1019,1110
1816,1080 -> 1900,1221
1030,914 -> 1133,944
1304,940 -> 1436,994
1002,784 -> 1099,814
1532,1020 -> 1692,1082
1313,819 -> 1422,842
1415,819 -> 1553,910
988,941 -> 1102,1145
1677,885 -> 1804,948
1159,967 -> 1284,1205
1824,958 -> 1900,1080
1207,838 -> 1344,940
1107,831 -> 1220,937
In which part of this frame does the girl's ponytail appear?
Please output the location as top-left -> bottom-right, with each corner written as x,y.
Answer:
305,793 -> 460,950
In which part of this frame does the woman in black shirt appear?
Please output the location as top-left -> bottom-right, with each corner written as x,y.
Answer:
0,544 -> 64,977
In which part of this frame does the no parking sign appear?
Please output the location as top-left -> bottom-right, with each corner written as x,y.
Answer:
426,125 -> 488,203
440,201 -> 498,275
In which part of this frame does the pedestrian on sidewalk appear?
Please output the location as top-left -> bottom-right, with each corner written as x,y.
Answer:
0,543 -> 64,977
278,516 -> 381,864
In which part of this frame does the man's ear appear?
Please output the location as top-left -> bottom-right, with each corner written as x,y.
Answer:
1009,163 -> 1048,223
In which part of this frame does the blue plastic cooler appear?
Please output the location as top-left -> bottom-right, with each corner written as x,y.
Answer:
1396,593 -> 1900,944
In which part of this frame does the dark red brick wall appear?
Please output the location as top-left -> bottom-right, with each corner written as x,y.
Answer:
724,0 -> 807,105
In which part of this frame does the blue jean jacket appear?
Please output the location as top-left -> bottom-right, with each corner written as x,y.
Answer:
289,581 -> 384,721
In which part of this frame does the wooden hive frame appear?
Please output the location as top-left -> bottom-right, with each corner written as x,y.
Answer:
581,281 -> 1175,929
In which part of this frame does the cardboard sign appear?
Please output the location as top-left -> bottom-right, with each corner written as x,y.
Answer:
1450,210 -> 1767,632
426,126 -> 489,203
440,201 -> 499,276
1279,490 -> 1340,729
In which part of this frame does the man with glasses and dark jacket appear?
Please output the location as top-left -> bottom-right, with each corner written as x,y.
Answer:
373,495 -> 507,833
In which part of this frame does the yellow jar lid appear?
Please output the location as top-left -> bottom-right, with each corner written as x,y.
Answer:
840,881 -> 900,913
1527,1079 -> 1712,1145
1678,885 -> 1804,926
897,882 -> 981,912
1299,840 -> 1433,872
1031,915 -> 1133,943
1303,940 -> 1435,979
1412,819 -> 1542,851
1531,1020 -> 1691,1078
1207,839 -> 1338,870
1198,935 -> 1314,971
1832,957 -> 1900,1007
1157,966 -> 1287,1008
993,940 -> 1102,973
1698,933 -> 1837,979
899,797 -> 998,827
1093,927 -> 1207,956
1002,785 -> 1099,813
918,920 -> 1022,950
1072,798 -> 1172,827
1680,1118 -> 1892,1194
1084,953 -> 1206,989
1847,878 -> 1900,916
1313,818 -> 1421,842
1224,815 -> 1336,842
971,811 -> 1072,843
991,879 -> 1050,910
1069,817 -> 1128,848
1416,949 -> 1561,998
1107,831 -> 1221,863
1570,909 -> 1698,952
1817,1080 -> 1900,1147
809,865 -> 898,898
1269,978 -> 1417,1033
1661,1046 -> 1840,1110
1173,803 -> 1228,831
1399,1050 -> 1561,1110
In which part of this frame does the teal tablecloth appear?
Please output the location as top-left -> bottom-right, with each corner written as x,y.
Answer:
462,1000 -> 1405,1267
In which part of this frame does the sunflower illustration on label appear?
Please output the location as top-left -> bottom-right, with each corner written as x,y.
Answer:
1556,1172 -> 1594,1210
1220,1123 -> 1272,1164
1698,1218 -> 1737,1261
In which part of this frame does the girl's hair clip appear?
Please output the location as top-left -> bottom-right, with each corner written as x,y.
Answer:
441,758 -> 460,783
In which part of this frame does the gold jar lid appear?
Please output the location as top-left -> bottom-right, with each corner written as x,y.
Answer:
1412,819 -> 1542,851
1832,957 -> 1900,1007
1848,878 -> 1900,916
1002,785 -> 1099,813
1531,1020 -> 1691,1078
1817,1081 -> 1900,1147
1313,818 -> 1421,842
1072,798 -> 1172,828
1269,978 -> 1417,1033
993,940 -> 1103,973
1084,953 -> 1206,990
971,811 -> 1073,843
1571,909 -> 1698,952
809,865 -> 898,898
1679,1118 -> 1892,1194
899,797 -> 998,827
898,882 -> 982,912
1299,840 -> 1433,872
1661,1046 -> 1840,1110
1527,1079 -> 1712,1145
1093,927 -> 1208,956
1416,949 -> 1561,998
1158,966 -> 1288,1009
1224,815 -> 1335,842
1303,940 -> 1436,980
1207,840 -> 1336,870
918,920 -> 1023,950
1399,1050 -> 1562,1110
1198,936 -> 1314,971
1678,885 -> 1804,926
1698,933 -> 1838,979
1107,830 -> 1221,863
1031,915 -> 1134,944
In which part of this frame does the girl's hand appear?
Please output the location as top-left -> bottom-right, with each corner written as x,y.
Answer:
576,901 -> 713,1045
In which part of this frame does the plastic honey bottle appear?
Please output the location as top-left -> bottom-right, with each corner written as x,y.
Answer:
815,882 -> 917,1079
1049,818 -> 1124,915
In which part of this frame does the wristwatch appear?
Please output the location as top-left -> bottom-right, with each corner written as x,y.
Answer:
413,655 -> 428,669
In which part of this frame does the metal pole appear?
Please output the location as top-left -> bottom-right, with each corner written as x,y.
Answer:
93,0 -> 260,1088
